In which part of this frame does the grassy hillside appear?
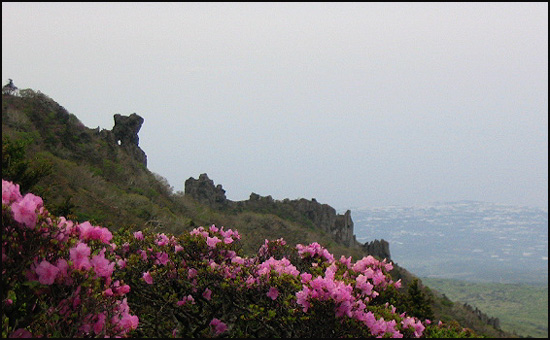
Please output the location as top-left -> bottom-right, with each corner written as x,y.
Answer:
2,88 -> 514,337
422,277 -> 548,338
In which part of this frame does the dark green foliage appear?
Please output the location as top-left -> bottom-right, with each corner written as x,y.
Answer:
405,278 -> 435,320
2,136 -> 52,194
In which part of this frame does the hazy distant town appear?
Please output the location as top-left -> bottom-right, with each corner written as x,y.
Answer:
352,201 -> 548,284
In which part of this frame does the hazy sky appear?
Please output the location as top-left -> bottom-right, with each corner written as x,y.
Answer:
2,3 -> 548,210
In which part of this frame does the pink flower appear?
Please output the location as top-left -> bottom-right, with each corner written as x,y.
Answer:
78,222 -> 112,244
93,312 -> 107,334
35,260 -> 60,285
188,268 -> 198,279
209,318 -> 227,335
267,286 -> 279,300
174,245 -> 184,253
91,249 -> 115,278
9,328 -> 33,338
70,242 -> 91,270
413,320 -> 425,337
142,271 -> 153,284
55,258 -> 72,285
155,233 -> 170,246
115,284 -> 131,295
133,231 -> 144,240
203,288 -> 212,301
2,180 -> 22,204
296,286 -> 311,312
352,255 -> 377,273
372,270 -> 386,286
119,313 -> 139,331
99,228 -> 113,244
177,295 -> 195,306
356,274 -> 374,296
206,236 -> 221,248
77,221 -> 94,238
138,249 -> 148,260
11,193 -> 43,228
300,272 -> 312,283
155,252 -> 170,266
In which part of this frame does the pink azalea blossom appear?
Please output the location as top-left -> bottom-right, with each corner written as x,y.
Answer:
11,193 -> 43,228
296,286 -> 311,312
70,242 -> 92,270
78,222 -> 113,244
188,268 -> 198,279
155,233 -> 170,246
206,236 -> 221,248
267,286 -> 279,300
90,249 -> 115,278
9,328 -> 33,338
142,271 -> 153,284
231,256 -> 245,265
155,251 -> 170,265
93,312 -> 107,334
300,272 -> 312,283
177,295 -> 195,306
2,180 -> 22,204
209,318 -> 227,335
133,231 -> 144,240
35,260 -> 60,285
203,288 -> 212,300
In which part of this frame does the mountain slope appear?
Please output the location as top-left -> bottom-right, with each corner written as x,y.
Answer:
2,87 -> 512,337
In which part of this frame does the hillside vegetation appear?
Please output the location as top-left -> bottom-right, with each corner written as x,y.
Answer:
422,277 -> 548,338
2,87 -> 514,337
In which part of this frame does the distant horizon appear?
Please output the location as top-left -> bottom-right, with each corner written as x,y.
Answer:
346,199 -> 549,212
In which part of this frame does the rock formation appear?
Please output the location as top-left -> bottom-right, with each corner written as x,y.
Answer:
335,210 -> 355,247
184,173 -> 228,208
362,239 -> 391,260
184,174 -> 358,247
108,113 -> 147,166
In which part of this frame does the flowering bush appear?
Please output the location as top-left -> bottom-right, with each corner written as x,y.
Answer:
2,179 -> 476,338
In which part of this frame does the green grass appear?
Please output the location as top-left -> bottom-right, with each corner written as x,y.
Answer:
421,277 -> 548,338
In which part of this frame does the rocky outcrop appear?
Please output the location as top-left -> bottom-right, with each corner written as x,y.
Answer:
335,210 -> 355,247
363,239 -> 391,260
184,173 -> 228,208
112,113 -> 147,166
98,113 -> 147,166
184,174 -> 358,246
287,198 -> 356,247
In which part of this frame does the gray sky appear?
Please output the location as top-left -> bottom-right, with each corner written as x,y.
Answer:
2,2 -> 548,210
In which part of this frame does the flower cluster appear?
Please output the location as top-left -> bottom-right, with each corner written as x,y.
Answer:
2,180 -> 138,337
3,179 -> 471,338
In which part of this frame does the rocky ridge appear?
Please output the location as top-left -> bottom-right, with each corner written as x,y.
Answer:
185,173 -> 391,258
